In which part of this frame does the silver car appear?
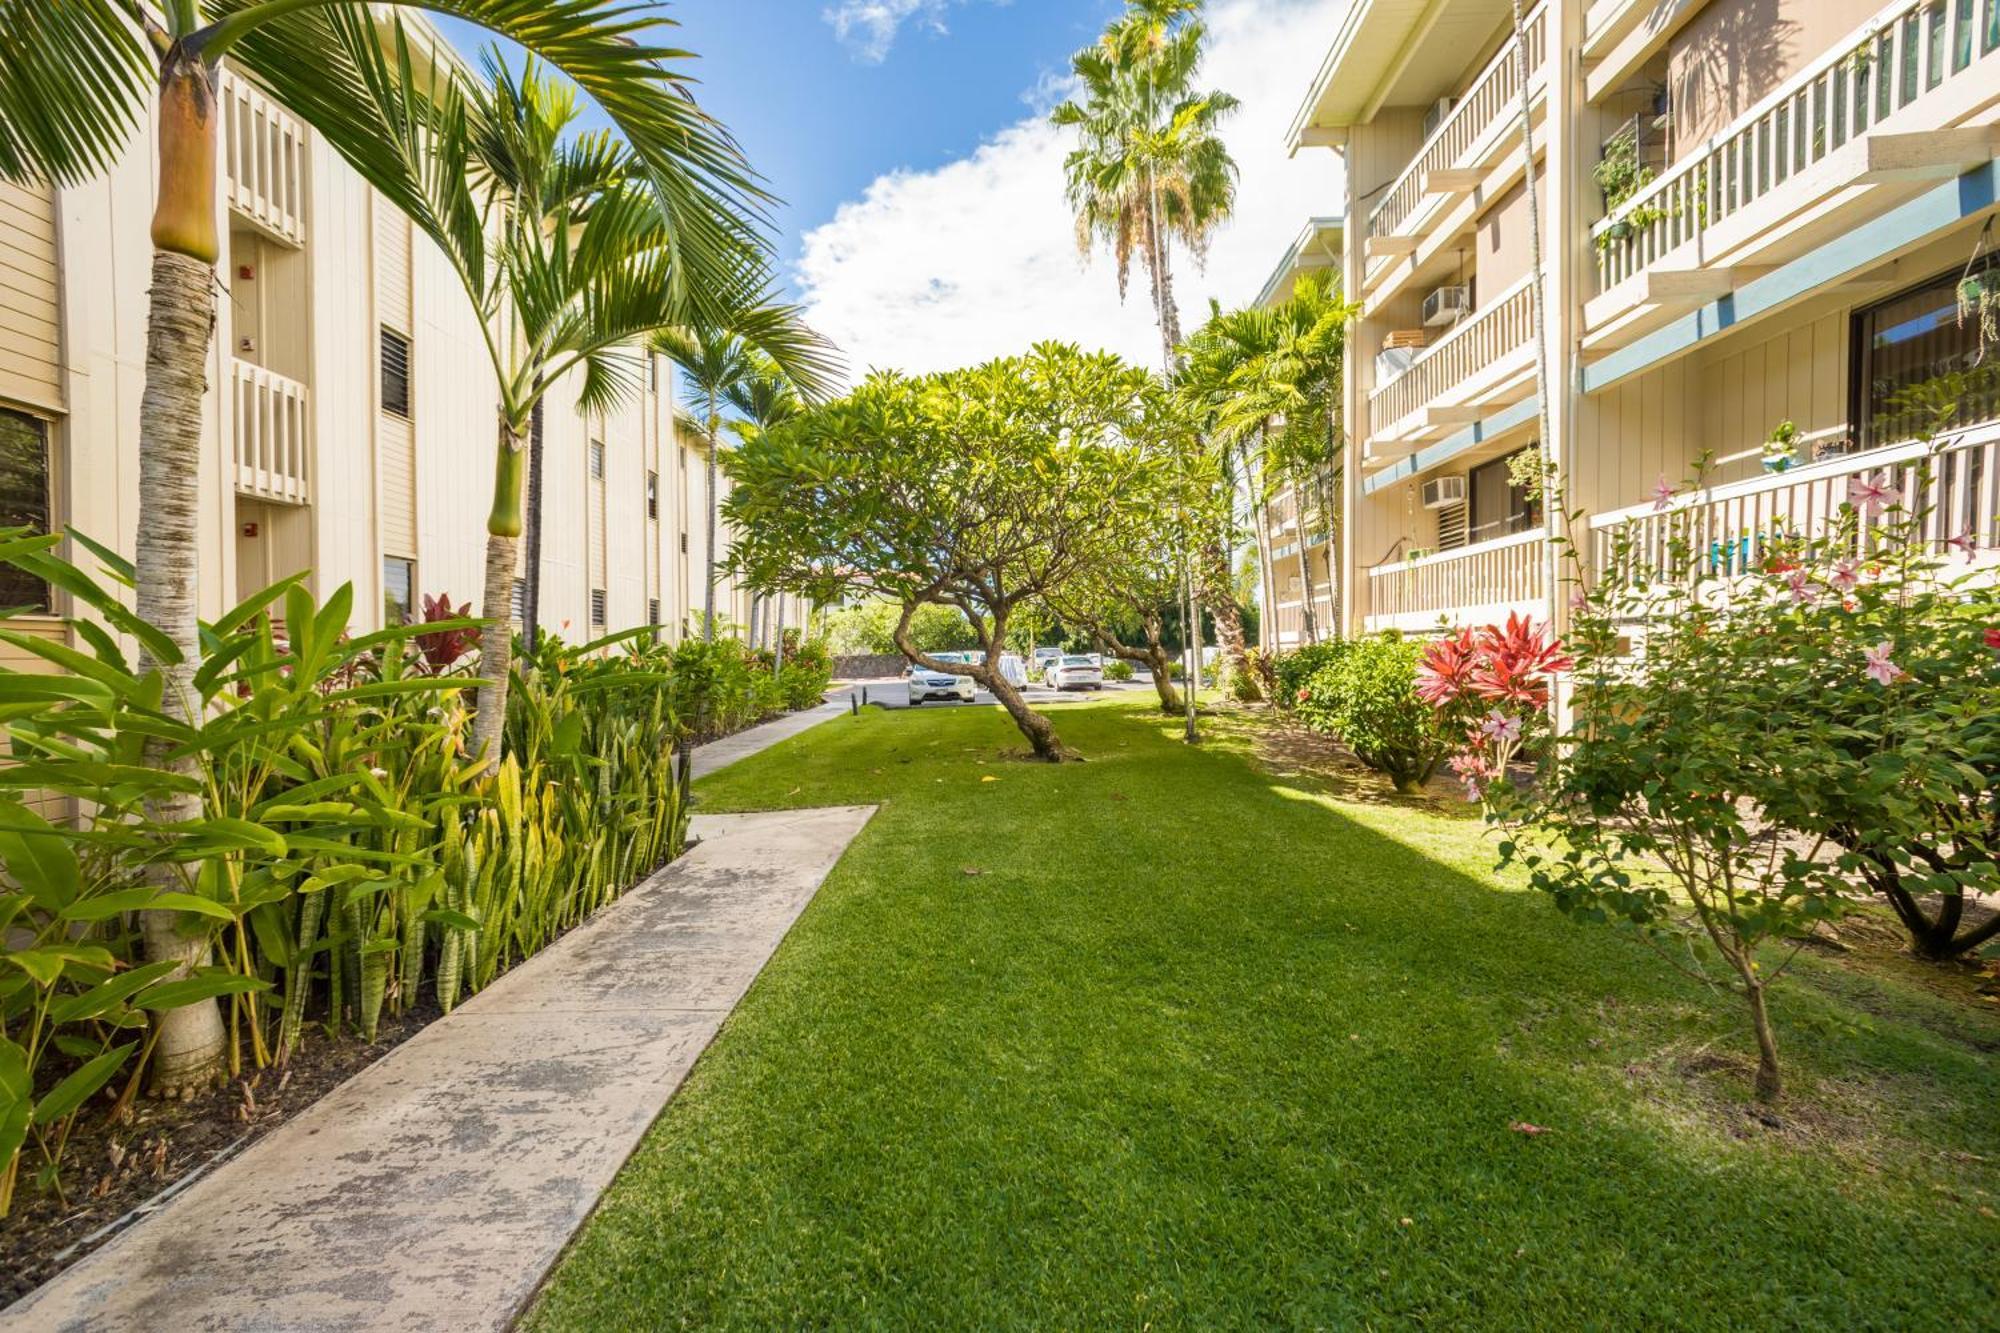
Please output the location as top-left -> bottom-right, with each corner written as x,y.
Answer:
1045,654 -> 1104,691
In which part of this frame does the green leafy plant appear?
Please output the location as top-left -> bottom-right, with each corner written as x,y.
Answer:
1295,637 -> 1449,794
1273,640 -> 1352,709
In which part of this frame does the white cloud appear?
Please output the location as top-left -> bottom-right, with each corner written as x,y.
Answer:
823,0 -> 955,62
796,0 -> 1349,380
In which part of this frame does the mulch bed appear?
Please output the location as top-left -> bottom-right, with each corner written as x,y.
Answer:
1,1003 -> 441,1308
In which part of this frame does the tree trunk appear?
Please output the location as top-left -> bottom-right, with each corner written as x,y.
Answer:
1745,978 -> 1782,1103
136,49 -> 227,1097
1092,622 -> 1181,714
471,417 -> 527,774
1240,441 -> 1277,652
702,428 -> 719,643
896,605 -> 1064,760
1317,461 -> 1342,636
522,401 -> 545,654
1294,472 -> 1320,645
1201,541 -> 1250,679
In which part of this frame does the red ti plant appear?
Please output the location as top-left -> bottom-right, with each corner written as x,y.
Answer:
414,593 -> 478,676
1417,613 -> 1572,800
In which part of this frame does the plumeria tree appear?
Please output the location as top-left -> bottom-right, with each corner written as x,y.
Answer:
726,343 -> 1153,760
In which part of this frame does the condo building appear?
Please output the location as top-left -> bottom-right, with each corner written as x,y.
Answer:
0,40 -> 796,687
1276,0 -> 2000,637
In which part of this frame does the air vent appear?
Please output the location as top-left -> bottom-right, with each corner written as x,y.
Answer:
1435,502 -> 1469,551
1421,475 -> 1466,510
1422,97 -> 1456,140
1422,285 -> 1471,328
589,588 -> 606,626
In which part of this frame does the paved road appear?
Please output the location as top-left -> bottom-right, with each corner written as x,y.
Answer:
847,679 -> 1152,710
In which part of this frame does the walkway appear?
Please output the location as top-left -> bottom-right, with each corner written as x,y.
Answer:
6,801 -> 877,1332
690,690 -> 856,779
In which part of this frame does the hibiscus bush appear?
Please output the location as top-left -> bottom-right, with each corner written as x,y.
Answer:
1490,434 -> 2000,1102
1273,640 -> 1352,709
1296,637 -> 1449,794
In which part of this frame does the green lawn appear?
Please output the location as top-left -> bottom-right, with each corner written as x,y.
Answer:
528,697 -> 2000,1330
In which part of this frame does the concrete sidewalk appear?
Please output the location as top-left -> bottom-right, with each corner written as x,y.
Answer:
6,805 -> 877,1333
689,690 -> 855,779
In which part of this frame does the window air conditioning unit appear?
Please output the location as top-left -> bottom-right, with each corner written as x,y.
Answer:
1422,97 -> 1456,140
1421,475 -> 1466,510
1423,284 -> 1471,327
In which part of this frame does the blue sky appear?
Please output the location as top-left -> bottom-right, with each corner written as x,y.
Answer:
436,0 -> 1348,377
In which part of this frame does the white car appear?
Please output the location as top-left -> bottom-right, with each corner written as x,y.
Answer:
1045,654 -> 1104,691
904,661 -> 976,705
1031,647 -> 1062,679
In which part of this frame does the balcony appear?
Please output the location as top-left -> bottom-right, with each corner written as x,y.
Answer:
1366,3 -> 1548,257
1591,0 -> 2000,302
1367,275 -> 1536,452
221,69 -> 307,247
1588,420 -> 2000,580
1364,529 -> 1549,634
231,359 -> 311,505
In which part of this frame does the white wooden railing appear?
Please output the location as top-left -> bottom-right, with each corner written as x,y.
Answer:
1365,529 -> 1548,630
1593,0 -> 2000,290
1369,2 -> 1548,243
231,359 -> 311,504
1589,420 -> 2000,579
1368,276 -> 1536,434
221,69 -> 307,246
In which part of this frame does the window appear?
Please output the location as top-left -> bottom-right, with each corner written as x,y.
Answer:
1854,254 -> 2000,451
589,587 -> 607,626
383,556 -> 415,626
1467,449 -> 1541,544
646,470 -> 659,520
679,531 -> 688,555
380,327 -> 411,418
588,440 -> 605,480
0,410 -> 50,612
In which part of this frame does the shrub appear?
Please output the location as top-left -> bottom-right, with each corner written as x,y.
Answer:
1295,636 -> 1449,794
1273,640 -> 1351,708
1416,615 -> 1571,800
1103,659 -> 1134,682
1232,648 -> 1266,702
1493,429 -> 2000,1101
778,637 -> 834,710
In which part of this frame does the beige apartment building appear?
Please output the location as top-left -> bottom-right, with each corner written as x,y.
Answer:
0,50 -> 795,680
1277,0 -> 2000,637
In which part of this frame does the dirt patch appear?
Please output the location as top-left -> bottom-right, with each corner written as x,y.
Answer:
1247,712 -> 1482,816
1,1002 -> 438,1308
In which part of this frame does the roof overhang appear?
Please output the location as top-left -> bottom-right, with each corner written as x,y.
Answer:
1255,216 -> 1346,308
1286,0 -> 1515,151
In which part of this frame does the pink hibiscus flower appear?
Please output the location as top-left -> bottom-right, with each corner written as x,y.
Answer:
1650,476 -> 1676,511
1863,641 -> 1908,686
1846,472 -> 1896,519
1785,569 -> 1816,606
1985,627 -> 2000,653
1479,710 -> 1523,744
1948,530 -> 1979,563
1829,559 -> 1860,593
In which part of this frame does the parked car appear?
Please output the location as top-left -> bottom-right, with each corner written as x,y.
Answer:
904,660 -> 976,705
997,653 -> 1029,687
1045,654 -> 1104,691
1031,647 -> 1062,679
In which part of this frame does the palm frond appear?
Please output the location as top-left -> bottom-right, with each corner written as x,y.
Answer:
0,0 -> 152,186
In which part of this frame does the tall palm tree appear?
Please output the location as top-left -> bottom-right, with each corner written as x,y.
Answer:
656,325 -> 833,644
1,0 -> 774,1096
1052,0 -> 1239,731
727,353 -> 807,650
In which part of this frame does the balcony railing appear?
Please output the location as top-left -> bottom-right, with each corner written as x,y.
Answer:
1368,276 -> 1535,438
232,359 -> 311,505
221,69 -> 307,246
1589,419 -> 2000,579
1593,0 -> 2000,290
1365,529 -> 1548,632
1368,1 -> 1547,244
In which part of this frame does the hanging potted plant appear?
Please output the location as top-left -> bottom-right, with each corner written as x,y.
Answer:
1762,419 -> 1799,474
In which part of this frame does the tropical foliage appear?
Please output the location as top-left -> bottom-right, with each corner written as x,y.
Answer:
0,537 -> 811,1217
1294,636 -> 1454,795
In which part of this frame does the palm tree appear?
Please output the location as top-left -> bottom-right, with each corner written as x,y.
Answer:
727,354 -> 807,651
1051,0 -> 1239,730
1,0 -> 774,1096
656,326 -> 833,644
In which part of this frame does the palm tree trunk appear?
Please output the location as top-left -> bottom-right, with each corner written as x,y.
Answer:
1240,441 -> 1277,651
136,49 -> 227,1097
522,402 -> 545,654
702,424 -> 719,643
471,417 -> 527,773
1294,471 -> 1321,645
